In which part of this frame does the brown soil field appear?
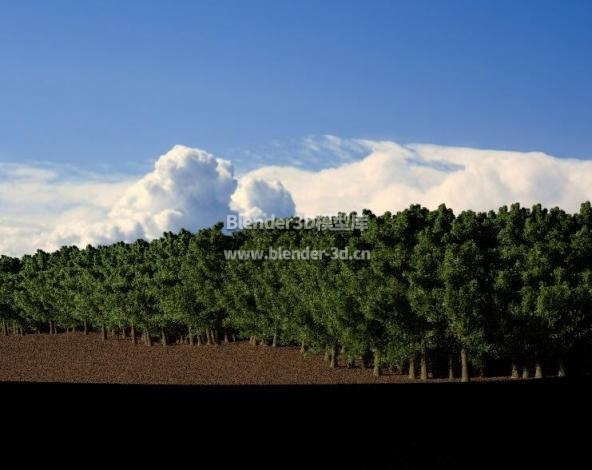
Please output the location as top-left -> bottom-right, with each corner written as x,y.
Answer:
0,332 -> 510,384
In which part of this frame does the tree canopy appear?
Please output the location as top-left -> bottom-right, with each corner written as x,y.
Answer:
2,203 -> 592,381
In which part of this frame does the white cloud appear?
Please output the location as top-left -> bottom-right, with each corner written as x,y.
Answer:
2,139 -> 592,256
106,145 -> 237,237
243,140 -> 592,218
230,176 -> 295,220
0,162 -> 134,256
41,145 -> 239,252
0,145 -> 295,256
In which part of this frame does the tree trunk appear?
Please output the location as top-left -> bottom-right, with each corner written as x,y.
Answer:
2,320 -> 7,336
324,349 -> 330,362
360,352 -> 368,369
373,350 -> 381,377
161,329 -> 167,347
558,358 -> 566,377
188,326 -> 194,346
48,321 -> 53,335
535,360 -> 543,379
420,348 -> 428,381
121,327 -> 127,339
271,333 -> 277,348
213,328 -> 219,343
130,324 -> 136,344
460,348 -> 470,383
197,333 -> 202,346
224,329 -> 229,344
330,344 -> 338,369
448,353 -> 455,381
83,320 -> 88,335
300,340 -> 306,354
101,325 -> 107,341
522,366 -> 530,379
408,357 -> 416,380
511,361 -> 519,379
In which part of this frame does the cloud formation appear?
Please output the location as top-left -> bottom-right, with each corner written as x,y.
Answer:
0,145 -> 292,256
2,138 -> 592,256
230,176 -> 295,220
244,139 -> 592,218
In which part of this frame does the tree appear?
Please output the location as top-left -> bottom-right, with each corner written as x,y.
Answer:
442,211 -> 493,382
0,256 -> 21,335
493,203 -> 530,378
3,201 -> 592,382
181,224 -> 232,345
408,204 -> 455,380
520,205 -> 574,378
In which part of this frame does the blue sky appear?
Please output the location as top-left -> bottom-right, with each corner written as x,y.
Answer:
1,0 -> 592,171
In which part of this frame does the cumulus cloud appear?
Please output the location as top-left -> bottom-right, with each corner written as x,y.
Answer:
0,145 -> 294,256
230,177 -> 295,220
2,138 -> 592,256
244,139 -> 592,218
42,145 -> 240,251
0,162 -> 134,256
103,145 -> 236,236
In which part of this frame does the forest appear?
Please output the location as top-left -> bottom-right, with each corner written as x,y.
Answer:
2,202 -> 592,382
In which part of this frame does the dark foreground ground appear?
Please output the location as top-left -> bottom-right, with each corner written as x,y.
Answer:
0,332 -> 518,384
2,333 -> 589,468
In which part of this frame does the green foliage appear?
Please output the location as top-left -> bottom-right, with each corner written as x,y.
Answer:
2,202 -> 592,377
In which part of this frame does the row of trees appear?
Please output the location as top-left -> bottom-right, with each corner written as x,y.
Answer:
2,202 -> 592,381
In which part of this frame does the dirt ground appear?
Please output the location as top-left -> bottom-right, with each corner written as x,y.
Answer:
0,332 -> 509,384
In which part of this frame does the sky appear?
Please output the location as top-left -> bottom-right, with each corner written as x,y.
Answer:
1,0 -> 592,168
1,0 -> 592,255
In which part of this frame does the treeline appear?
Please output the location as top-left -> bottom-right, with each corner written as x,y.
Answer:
2,202 -> 592,381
